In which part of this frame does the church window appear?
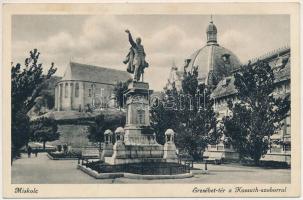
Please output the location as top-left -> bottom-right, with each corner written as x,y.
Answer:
221,54 -> 230,63
65,83 -> 68,98
59,84 -> 63,97
75,83 -> 79,97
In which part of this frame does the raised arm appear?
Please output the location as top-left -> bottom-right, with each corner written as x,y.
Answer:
125,29 -> 136,48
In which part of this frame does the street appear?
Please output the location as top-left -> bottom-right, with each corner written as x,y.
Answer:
12,153 -> 290,184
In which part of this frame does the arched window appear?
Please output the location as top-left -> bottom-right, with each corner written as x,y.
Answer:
59,84 -> 63,97
75,83 -> 79,97
65,83 -> 68,98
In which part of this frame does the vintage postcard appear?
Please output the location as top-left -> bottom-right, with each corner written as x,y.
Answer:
2,2 -> 300,198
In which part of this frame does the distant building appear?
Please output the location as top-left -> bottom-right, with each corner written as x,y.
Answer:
54,62 -> 131,111
165,61 -> 184,91
167,19 -> 291,163
209,47 -> 290,163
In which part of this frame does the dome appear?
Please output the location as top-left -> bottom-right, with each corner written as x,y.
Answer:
188,45 -> 241,85
186,19 -> 241,86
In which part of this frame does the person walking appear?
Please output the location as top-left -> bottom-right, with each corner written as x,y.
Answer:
27,146 -> 32,158
34,148 -> 38,157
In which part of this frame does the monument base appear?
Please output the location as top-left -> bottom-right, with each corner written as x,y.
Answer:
103,81 -> 179,165
104,143 -> 165,165
105,157 -> 166,165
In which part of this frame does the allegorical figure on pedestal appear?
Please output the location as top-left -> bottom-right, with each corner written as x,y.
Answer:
123,29 -> 149,82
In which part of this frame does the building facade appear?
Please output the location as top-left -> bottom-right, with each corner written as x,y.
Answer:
167,19 -> 291,163
55,62 -> 131,111
209,47 -> 290,163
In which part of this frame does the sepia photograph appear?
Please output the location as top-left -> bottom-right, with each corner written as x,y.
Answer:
2,2 -> 300,198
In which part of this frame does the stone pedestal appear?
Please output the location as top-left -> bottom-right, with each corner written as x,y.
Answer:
163,129 -> 178,162
100,129 -> 114,161
82,145 -> 99,158
100,144 -> 113,161
105,81 -> 164,165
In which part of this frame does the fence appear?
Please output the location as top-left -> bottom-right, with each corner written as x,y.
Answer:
79,158 -> 190,175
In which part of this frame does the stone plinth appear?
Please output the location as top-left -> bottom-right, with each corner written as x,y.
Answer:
105,81 -> 165,165
163,143 -> 178,162
163,129 -> 178,162
82,145 -> 99,158
100,144 -> 113,161
105,144 -> 164,165
100,129 -> 114,161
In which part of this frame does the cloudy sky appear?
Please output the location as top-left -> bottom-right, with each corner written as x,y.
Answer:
12,15 -> 289,91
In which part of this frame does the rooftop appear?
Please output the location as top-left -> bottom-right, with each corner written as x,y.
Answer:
61,62 -> 131,85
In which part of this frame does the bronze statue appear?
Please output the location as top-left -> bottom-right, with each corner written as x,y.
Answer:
124,29 -> 149,82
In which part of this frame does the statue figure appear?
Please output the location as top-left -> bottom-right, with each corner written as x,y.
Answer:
123,29 -> 149,82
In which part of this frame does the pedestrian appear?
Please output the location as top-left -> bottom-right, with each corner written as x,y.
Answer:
34,148 -> 38,157
27,146 -> 32,158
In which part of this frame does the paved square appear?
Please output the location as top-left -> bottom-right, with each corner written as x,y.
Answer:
12,153 -> 290,184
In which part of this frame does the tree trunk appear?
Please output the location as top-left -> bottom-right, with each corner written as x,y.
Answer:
192,151 -> 200,161
43,141 -> 46,150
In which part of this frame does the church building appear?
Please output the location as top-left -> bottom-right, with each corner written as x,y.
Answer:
54,62 -> 131,111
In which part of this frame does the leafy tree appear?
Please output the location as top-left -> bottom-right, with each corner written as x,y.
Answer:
87,113 -> 126,145
30,117 -> 60,150
150,84 -> 181,145
113,79 -> 132,109
11,49 -> 56,161
223,60 -> 290,165
151,68 -> 220,160
11,110 -> 30,161
176,69 -> 219,160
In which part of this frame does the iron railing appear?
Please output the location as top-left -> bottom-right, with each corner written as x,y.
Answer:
79,158 -> 190,175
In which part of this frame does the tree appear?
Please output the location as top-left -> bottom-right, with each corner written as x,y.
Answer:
176,69 -> 219,160
113,79 -> 132,109
150,84 -> 181,145
11,49 -> 57,161
30,117 -> 60,150
150,68 -> 220,160
223,60 -> 290,165
87,113 -> 126,145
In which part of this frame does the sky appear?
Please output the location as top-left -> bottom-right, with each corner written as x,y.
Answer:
12,15 -> 290,91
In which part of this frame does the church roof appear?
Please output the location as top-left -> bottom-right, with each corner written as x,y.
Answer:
61,62 -> 131,85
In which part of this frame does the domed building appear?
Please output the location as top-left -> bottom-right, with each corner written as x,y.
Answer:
166,18 -> 291,164
185,19 -> 241,86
